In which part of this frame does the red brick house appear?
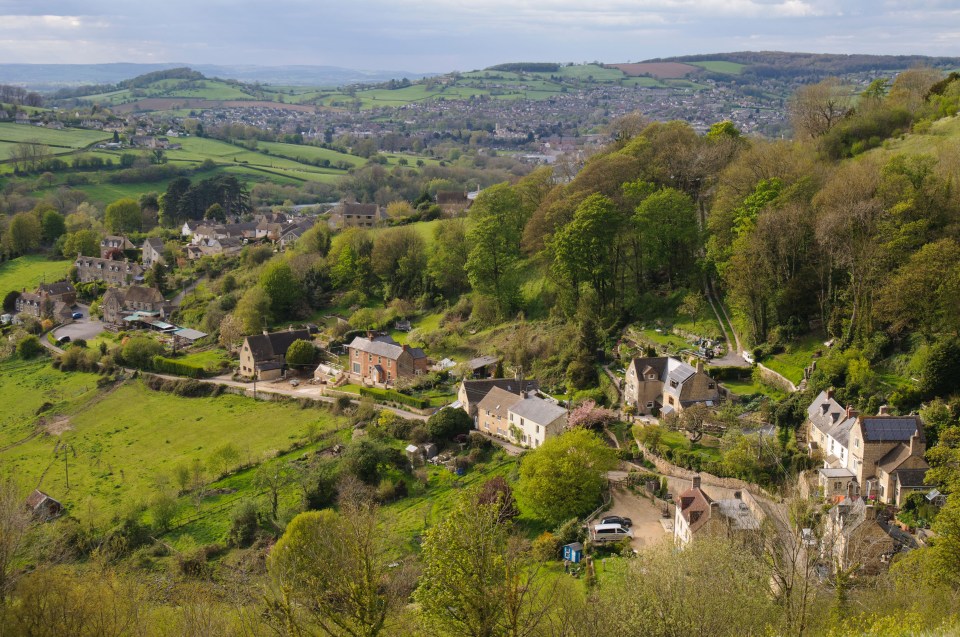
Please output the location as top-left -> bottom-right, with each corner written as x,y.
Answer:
346,334 -> 428,384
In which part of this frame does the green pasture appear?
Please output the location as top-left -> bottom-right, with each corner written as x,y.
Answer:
0,255 -> 71,301
690,60 -> 746,75
0,375 -> 338,520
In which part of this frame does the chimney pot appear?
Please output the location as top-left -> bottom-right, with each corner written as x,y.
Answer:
845,405 -> 858,420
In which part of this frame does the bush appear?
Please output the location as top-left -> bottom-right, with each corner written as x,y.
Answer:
16,335 -> 43,360
426,407 -> 473,442
152,356 -> 207,378
121,336 -> 163,369
359,386 -> 429,409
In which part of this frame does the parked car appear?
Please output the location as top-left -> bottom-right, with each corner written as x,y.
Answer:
290,379 -> 300,387
600,515 -> 633,528
56,335 -> 71,345
71,312 -> 83,319
591,523 -> 633,543
742,350 -> 755,365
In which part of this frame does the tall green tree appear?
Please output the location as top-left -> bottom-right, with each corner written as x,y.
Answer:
259,260 -> 302,320
104,198 -> 142,234
61,229 -> 100,258
6,213 -> 41,255
234,285 -> 272,334
268,498 -> 410,637
428,219 -> 470,298
516,429 -> 618,526
40,210 -> 65,243
634,187 -> 699,286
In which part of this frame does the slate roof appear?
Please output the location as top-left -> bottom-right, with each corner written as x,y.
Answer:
460,378 -> 540,406
342,202 -> 380,217
895,468 -> 929,488
860,416 -> 923,443
245,329 -> 311,363
807,390 -> 857,445
37,280 -> 75,297
348,335 -> 425,360
123,286 -> 164,304
477,386 -> 522,419
143,237 -> 164,250
509,395 -> 566,425
878,443 -> 915,474
467,354 -> 500,370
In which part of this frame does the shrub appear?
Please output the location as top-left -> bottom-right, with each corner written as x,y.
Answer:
16,335 -> 43,360
359,387 -> 429,409
426,407 -> 473,442
121,336 -> 163,369
152,356 -> 207,378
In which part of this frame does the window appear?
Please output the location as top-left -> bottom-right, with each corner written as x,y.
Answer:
354,350 -> 359,358
352,363 -> 360,373
708,383 -> 715,389
668,397 -> 674,406
670,380 -> 678,388
854,439 -> 859,448
646,401 -> 654,408
834,481 -> 842,490
647,374 -> 656,380
378,356 -> 382,364
536,425 -> 540,434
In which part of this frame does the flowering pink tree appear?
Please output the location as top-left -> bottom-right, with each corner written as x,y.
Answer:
568,400 -> 618,430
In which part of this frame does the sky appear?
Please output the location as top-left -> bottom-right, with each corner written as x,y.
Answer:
0,1 -> 958,73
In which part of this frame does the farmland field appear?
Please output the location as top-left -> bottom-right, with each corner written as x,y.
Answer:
0,255 -> 71,301
0,123 -> 110,147
690,60 -> 746,75
608,62 -> 699,79
0,370 -> 340,520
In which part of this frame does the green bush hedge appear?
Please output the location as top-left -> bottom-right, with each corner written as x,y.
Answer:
359,387 -> 429,410
706,365 -> 753,381
152,355 -> 208,379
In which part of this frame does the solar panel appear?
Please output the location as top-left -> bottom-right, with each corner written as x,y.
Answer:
861,417 -> 918,441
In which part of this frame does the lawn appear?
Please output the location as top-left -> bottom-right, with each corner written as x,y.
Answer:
763,333 -> 825,385
174,347 -> 232,372
378,453 -> 529,553
0,377 -> 339,521
0,122 -> 109,148
636,424 -> 723,464
0,357 -> 102,449
721,377 -> 786,401
0,254 -> 71,300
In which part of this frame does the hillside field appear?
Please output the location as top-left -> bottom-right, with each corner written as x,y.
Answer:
0,255 -> 71,301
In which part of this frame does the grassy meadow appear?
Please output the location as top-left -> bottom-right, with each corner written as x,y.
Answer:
0,255 -> 71,301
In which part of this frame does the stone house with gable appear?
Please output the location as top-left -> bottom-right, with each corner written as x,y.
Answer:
14,280 -> 76,321
806,390 -> 929,506
239,328 -> 311,380
101,286 -> 170,325
142,237 -> 165,267
329,201 -> 386,229
457,378 -> 540,425
623,356 -> 720,416
100,235 -> 135,259
75,256 -> 144,286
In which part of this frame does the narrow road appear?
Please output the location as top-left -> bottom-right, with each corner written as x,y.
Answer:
170,274 -> 207,306
704,277 -> 750,367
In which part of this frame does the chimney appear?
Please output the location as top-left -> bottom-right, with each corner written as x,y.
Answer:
709,501 -> 720,518
366,330 -> 374,339
878,405 -> 890,416
826,389 -> 834,400
696,360 -> 704,373
692,475 -> 701,490
845,405 -> 858,420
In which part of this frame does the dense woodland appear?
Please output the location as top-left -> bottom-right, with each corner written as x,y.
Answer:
4,67 -> 960,635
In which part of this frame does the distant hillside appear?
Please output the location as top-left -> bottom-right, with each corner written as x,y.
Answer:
0,63 -> 431,90
650,51 -> 960,79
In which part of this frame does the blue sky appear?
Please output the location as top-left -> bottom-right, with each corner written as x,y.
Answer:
0,1 -> 958,72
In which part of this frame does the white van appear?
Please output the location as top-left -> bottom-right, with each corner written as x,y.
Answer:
591,523 -> 633,543
742,350 -> 755,365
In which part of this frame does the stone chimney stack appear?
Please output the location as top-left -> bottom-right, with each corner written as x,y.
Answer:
692,475 -> 701,490
696,360 -> 704,373
878,405 -> 890,416
826,388 -> 834,400
845,405 -> 858,420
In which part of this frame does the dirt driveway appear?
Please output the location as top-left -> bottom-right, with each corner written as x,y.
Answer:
604,486 -> 672,550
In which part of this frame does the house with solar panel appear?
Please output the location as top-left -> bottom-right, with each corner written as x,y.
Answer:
623,356 -> 720,417
806,390 -> 930,506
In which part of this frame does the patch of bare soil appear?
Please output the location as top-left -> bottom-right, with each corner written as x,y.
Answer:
44,416 -> 72,436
